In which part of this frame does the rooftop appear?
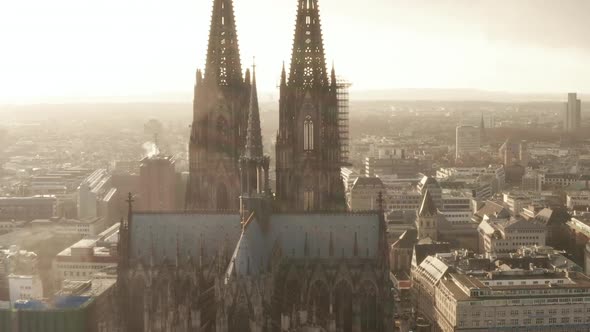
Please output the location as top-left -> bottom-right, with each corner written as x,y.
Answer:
55,278 -> 116,298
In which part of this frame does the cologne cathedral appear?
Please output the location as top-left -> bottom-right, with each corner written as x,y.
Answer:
117,0 -> 393,331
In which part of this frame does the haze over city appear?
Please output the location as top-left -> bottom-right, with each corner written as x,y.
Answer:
1,0 -> 590,103
1,0 -> 590,331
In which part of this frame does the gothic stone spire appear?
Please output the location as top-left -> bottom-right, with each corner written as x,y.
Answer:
419,190 -> 437,217
280,61 -> 287,87
186,0 -> 247,211
204,0 -> 243,86
275,0 -> 345,212
330,62 -> 337,87
243,63 -> 263,159
289,0 -> 329,87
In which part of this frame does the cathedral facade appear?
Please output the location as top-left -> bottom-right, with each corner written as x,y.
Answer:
275,0 -> 345,212
117,0 -> 393,331
117,206 -> 393,332
185,0 -> 250,211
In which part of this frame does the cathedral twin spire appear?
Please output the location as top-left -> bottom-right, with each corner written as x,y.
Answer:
275,0 -> 345,211
289,0 -> 329,87
205,0 -> 262,158
186,0 -> 248,211
204,0 -> 243,86
188,0 -> 343,211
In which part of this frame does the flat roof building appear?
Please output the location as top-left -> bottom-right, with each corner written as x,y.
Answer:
455,126 -> 480,161
413,250 -> 590,332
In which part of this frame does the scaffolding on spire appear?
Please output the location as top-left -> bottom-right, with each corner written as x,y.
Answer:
337,78 -> 351,164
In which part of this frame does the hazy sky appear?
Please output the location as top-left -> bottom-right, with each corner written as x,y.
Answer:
1,0 -> 589,103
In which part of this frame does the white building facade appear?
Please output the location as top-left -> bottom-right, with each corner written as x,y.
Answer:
8,275 -> 43,304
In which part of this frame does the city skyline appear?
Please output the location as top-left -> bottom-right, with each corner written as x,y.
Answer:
1,1 -> 590,331
1,0 -> 590,104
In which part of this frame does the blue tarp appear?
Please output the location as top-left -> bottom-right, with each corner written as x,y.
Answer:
53,296 -> 91,309
14,300 -> 47,310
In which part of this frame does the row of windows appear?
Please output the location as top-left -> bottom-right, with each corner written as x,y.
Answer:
59,226 -> 91,229
444,214 -> 470,218
509,229 -> 544,234
56,264 -> 109,270
508,236 -> 540,240
494,241 -> 540,247
460,316 -> 589,327
387,205 -> 419,210
64,271 -> 92,277
483,279 -> 565,286
489,306 -> 581,316
489,288 -> 588,296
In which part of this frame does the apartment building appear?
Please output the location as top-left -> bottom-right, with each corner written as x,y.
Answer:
478,216 -> 546,255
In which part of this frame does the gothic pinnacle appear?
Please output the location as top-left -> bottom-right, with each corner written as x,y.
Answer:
331,62 -> 337,87
281,61 -> 287,87
243,60 -> 263,159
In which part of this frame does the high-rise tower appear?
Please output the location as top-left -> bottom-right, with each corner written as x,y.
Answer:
480,113 -> 486,144
186,0 -> 250,211
564,92 -> 582,133
275,0 -> 345,211
455,125 -> 481,161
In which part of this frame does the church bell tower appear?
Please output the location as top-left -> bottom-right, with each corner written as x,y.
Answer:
275,0 -> 345,212
186,0 -> 250,211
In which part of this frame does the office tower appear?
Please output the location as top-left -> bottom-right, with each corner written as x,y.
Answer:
564,92 -> 582,132
455,125 -> 481,160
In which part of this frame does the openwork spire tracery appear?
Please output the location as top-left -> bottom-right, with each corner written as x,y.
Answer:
289,0 -> 329,88
205,0 -> 243,86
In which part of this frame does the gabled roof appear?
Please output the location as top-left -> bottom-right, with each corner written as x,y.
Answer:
392,229 -> 418,249
534,208 -> 571,226
418,175 -> 440,189
416,255 -> 450,284
129,213 -> 242,266
413,241 -> 451,267
352,176 -> 385,189
435,214 -> 452,229
474,200 -> 510,220
503,218 -> 544,230
418,190 -> 437,217
228,213 -> 381,277
130,211 -> 384,279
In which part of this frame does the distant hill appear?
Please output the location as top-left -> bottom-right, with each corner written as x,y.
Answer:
1,88 -> 587,106
349,89 -> 589,103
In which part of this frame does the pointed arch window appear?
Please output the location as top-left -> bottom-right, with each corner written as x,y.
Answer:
304,115 -> 314,151
304,190 -> 314,211
216,116 -> 228,149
